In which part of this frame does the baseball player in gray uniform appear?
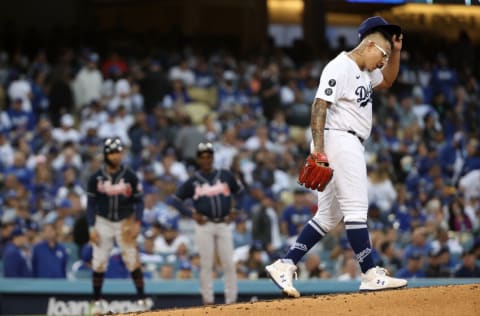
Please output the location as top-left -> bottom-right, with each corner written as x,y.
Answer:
168,142 -> 244,305
266,16 -> 408,297
87,137 -> 148,314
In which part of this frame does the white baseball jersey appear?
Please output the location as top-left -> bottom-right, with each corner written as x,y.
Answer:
315,52 -> 383,140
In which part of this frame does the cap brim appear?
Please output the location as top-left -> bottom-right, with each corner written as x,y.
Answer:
374,24 -> 402,37
197,150 -> 214,157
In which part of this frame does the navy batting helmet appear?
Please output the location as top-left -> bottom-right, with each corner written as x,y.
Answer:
103,137 -> 124,155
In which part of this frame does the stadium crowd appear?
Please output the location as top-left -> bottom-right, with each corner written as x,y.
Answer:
0,27 -> 480,282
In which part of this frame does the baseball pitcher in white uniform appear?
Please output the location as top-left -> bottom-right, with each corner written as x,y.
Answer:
266,16 -> 408,297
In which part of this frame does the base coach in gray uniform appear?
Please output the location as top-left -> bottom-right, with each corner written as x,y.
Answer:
168,142 -> 244,305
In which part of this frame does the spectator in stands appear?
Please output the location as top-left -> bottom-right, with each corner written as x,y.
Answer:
30,117 -> 55,156
431,226 -> 463,256
0,130 -> 14,168
245,125 -> 280,154
378,240 -> 403,276
52,114 -> 80,145
3,226 -> 32,277
155,147 -> 189,182
153,219 -> 190,255
268,110 -> 290,146
140,59 -> 171,113
162,79 -> 191,109
4,151 -> 33,190
72,52 -> 103,110
142,189 -> 163,229
458,137 -> 480,178
424,246 -> 452,278
80,100 -> 108,129
97,109 -> 131,146
101,51 -> 128,79
159,263 -> 175,280
251,194 -> 281,252
454,249 -> 480,278
337,257 -> 361,281
128,110 -> 154,168
139,230 -> 164,279
168,58 -> 195,87
259,62 -> 281,121
7,72 -> 32,112
217,70 -> 245,113
397,94 -> 418,129
232,213 -> 252,249
174,115 -> 206,164
403,227 -> 432,263
73,244 -> 130,279
193,56 -> 214,88
378,93 -> 400,124
242,242 -> 268,280
107,79 -> 136,113
279,77 -> 303,109
280,189 -> 312,238
421,111 -> 442,150
6,98 -> 35,133
299,253 -> 331,280
367,163 -> 397,214
32,223 -> 68,278
395,252 -> 426,278
439,132 -> 465,181
212,126 -> 240,169
176,260 -> 193,279
447,196 -> 473,232
430,54 -> 458,105
0,214 -> 16,259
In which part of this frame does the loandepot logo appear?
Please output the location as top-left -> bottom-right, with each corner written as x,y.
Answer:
46,297 -> 153,316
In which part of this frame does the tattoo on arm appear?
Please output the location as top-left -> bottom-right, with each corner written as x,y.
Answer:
311,98 -> 329,153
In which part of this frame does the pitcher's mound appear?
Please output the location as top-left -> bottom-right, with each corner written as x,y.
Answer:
121,284 -> 479,316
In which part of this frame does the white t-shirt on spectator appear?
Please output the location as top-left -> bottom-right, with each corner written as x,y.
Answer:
8,79 -> 32,112
72,67 -> 103,109
0,142 -> 14,167
169,67 -> 195,86
52,127 -> 81,145
154,235 -> 190,254
97,119 -> 131,146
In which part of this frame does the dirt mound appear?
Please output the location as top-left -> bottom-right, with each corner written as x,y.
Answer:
121,284 -> 479,316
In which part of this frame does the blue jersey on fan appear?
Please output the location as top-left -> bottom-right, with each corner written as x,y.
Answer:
3,242 -> 32,278
32,240 -> 68,278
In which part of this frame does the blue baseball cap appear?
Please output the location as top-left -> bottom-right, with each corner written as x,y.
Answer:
57,199 -> 72,209
10,226 -> 27,238
358,16 -> 401,40
179,261 -> 192,270
162,218 -> 179,231
5,189 -> 18,199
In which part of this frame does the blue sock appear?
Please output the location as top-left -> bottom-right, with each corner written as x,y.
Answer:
345,222 -> 375,273
285,220 -> 325,264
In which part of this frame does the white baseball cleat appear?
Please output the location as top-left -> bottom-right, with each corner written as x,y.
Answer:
133,297 -> 153,312
265,259 -> 300,298
359,266 -> 408,291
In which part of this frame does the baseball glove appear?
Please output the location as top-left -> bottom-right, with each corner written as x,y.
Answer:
298,153 -> 333,192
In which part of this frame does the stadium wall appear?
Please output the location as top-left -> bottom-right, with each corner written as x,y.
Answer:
0,278 -> 479,315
